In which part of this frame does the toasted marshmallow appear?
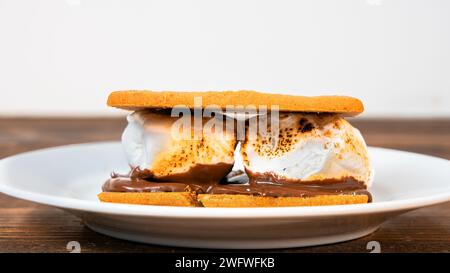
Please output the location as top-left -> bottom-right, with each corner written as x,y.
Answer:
241,113 -> 373,186
122,110 -> 237,179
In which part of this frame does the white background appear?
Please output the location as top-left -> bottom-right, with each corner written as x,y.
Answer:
0,0 -> 449,117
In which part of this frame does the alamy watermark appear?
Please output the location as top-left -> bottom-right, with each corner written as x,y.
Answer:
66,241 -> 81,253
366,241 -> 381,253
169,96 -> 280,149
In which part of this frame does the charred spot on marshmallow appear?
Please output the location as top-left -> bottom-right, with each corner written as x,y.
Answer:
301,122 -> 314,133
299,118 -> 307,126
244,114 -> 319,159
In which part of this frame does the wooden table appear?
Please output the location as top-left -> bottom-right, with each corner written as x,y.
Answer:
0,118 -> 449,253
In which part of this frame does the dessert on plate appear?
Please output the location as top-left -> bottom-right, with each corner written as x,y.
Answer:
98,90 -> 373,207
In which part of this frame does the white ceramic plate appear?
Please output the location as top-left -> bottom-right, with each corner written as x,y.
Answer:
0,142 -> 449,249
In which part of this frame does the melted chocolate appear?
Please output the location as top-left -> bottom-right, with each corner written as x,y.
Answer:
102,164 -> 233,194
209,178 -> 371,200
102,167 -> 371,201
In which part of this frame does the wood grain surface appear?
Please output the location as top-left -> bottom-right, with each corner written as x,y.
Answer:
0,117 -> 449,253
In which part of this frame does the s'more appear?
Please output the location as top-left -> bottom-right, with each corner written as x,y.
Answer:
98,90 -> 373,207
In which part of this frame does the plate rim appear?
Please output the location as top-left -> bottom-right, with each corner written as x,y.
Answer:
0,141 -> 449,219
